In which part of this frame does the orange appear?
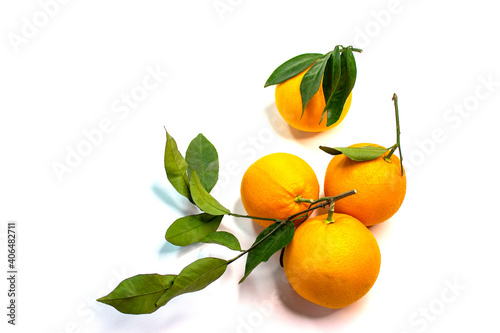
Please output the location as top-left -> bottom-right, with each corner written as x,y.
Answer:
275,67 -> 352,132
283,213 -> 381,309
240,153 -> 319,228
324,143 -> 406,226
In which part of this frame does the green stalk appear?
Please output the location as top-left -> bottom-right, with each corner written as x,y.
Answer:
325,202 -> 335,223
228,213 -> 280,223
342,46 -> 363,53
385,93 -> 405,175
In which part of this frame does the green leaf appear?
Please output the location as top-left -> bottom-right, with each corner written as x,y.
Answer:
185,134 -> 219,193
324,47 -> 358,126
165,213 -> 223,247
164,131 -> 192,202
190,170 -> 230,215
300,52 -> 332,115
239,221 -> 295,283
97,274 -> 176,314
201,231 -> 242,251
319,145 -> 389,161
156,258 -> 228,307
264,53 -> 323,87
321,46 -> 341,116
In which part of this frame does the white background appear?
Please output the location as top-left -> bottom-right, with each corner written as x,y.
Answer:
1,0 -> 500,332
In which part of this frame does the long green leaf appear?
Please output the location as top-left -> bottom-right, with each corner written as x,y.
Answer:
319,145 -> 389,161
239,221 -> 295,283
164,131 -> 191,202
156,258 -> 228,307
264,53 -> 323,87
321,46 -> 341,118
97,274 -> 176,314
185,134 -> 219,193
201,231 -> 242,251
165,213 -> 223,247
343,47 -> 357,95
324,47 -> 357,126
190,171 -> 230,215
299,52 -> 331,115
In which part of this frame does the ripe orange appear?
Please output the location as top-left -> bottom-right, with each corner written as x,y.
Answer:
275,67 -> 352,132
324,143 -> 406,226
240,153 -> 320,228
283,213 -> 381,309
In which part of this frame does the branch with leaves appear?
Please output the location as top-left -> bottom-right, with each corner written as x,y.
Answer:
97,93 -> 404,315
97,130 -> 357,314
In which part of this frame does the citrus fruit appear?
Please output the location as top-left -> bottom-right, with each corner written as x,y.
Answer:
240,153 -> 319,228
324,143 -> 406,226
275,67 -> 352,132
283,213 -> 381,309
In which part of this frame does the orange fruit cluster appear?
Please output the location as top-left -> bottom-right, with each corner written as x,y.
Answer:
239,69 -> 406,309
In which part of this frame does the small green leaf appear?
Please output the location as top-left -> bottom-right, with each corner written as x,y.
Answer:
321,46 -> 341,118
190,170 -> 230,215
156,258 -> 228,307
239,221 -> 295,283
186,134 -> 219,193
324,47 -> 358,126
165,213 -> 223,247
319,145 -> 389,161
201,231 -> 242,251
264,53 -> 323,87
164,131 -> 192,202
97,274 -> 176,314
300,52 -> 332,115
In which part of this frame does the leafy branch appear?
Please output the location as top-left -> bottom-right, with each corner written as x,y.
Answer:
97,130 -> 357,315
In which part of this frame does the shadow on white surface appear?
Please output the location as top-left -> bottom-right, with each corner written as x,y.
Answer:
231,197 -> 264,239
151,182 -> 199,216
264,102 -> 319,141
273,274 -> 335,318
263,102 -> 347,144
367,217 -> 393,240
158,240 -> 205,258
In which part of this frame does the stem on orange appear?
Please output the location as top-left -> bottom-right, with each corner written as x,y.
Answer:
325,202 -> 336,223
294,196 -> 314,204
